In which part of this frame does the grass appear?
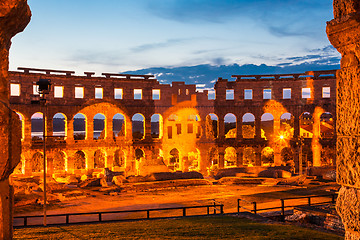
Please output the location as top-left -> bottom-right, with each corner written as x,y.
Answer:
14,215 -> 343,240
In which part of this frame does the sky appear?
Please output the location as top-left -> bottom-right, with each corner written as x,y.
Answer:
9,0 -> 339,76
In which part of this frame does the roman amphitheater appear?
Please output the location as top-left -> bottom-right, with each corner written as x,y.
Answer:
9,67 -> 336,177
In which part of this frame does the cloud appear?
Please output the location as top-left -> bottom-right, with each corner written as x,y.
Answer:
131,38 -> 190,52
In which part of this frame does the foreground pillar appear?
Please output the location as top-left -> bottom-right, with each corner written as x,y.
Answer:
0,1 -> 31,239
327,1 -> 360,239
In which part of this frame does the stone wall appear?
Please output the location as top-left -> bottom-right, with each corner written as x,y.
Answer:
327,1 -> 360,239
0,1 -> 30,239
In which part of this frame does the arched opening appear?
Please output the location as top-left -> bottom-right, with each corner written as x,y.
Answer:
188,149 -> 200,171
73,113 -> 86,140
281,147 -> 294,167
74,151 -> 86,169
169,148 -> 180,170
208,147 -> 219,166
113,149 -> 125,168
321,146 -> 336,166
280,113 -> 294,139
206,114 -> 218,139
243,147 -> 256,166
31,112 -> 43,141
53,113 -> 66,138
320,112 -> 334,138
224,113 -> 236,139
151,114 -> 163,139
261,113 -> 274,140
300,112 -> 313,138
94,150 -> 106,169
132,113 -> 144,140
242,113 -> 255,138
135,149 -> 144,160
224,147 -> 237,168
112,113 -> 125,138
31,152 -> 43,173
261,147 -> 274,166
53,151 -> 66,172
93,113 -> 106,140
16,112 -> 24,140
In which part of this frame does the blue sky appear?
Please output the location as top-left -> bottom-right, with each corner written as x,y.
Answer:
9,0 -> 339,75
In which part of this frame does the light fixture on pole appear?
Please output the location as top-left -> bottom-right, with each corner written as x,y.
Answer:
36,78 -> 51,226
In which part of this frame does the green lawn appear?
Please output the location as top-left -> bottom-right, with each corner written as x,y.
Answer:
14,216 -> 343,240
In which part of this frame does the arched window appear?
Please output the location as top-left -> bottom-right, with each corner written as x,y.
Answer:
206,114 -> 218,139
261,113 -> 274,140
242,113 -> 255,139
53,113 -> 66,138
73,113 -> 86,140
224,113 -> 236,139
132,114 -> 144,140
113,113 -> 125,137
31,112 -> 43,141
151,114 -> 163,139
93,113 -> 106,140
74,151 -> 86,169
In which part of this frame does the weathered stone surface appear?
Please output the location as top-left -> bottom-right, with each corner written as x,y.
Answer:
79,178 -> 101,188
327,1 -> 360,238
336,187 -> 360,236
0,1 -> 31,239
112,175 -> 127,186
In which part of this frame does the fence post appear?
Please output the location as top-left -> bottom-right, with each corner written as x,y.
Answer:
308,197 -> 311,206
213,201 -> 216,214
207,206 -> 209,215
281,199 -> 285,222
147,210 -> 150,219
24,216 -> 27,227
252,202 -> 257,215
237,199 -> 240,212
99,213 -> 102,222
220,205 -> 224,214
183,208 -> 186,217
66,214 -> 69,224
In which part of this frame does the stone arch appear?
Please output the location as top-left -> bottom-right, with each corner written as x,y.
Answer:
74,151 -> 86,170
31,152 -> 43,173
280,113 -> 294,139
94,149 -> 106,168
31,112 -> 43,140
261,147 -> 274,166
208,147 -> 219,166
261,113 -> 274,140
132,113 -> 145,140
206,114 -> 218,139
243,147 -> 256,166
53,151 -> 67,172
73,113 -> 86,140
320,112 -> 334,138
112,113 -> 126,138
224,113 -> 236,139
53,113 -> 67,138
281,147 -> 294,166
113,149 -> 125,168
300,112 -> 313,138
242,113 -> 255,138
224,147 -> 237,168
169,148 -> 180,170
187,149 -> 200,172
15,112 -> 25,141
151,114 -> 163,139
93,113 -> 106,140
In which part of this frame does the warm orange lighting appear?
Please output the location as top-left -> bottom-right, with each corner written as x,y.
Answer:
279,135 -> 284,140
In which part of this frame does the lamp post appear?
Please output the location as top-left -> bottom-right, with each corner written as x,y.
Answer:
36,78 -> 51,226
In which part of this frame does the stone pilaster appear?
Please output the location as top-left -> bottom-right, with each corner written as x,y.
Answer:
327,1 -> 360,239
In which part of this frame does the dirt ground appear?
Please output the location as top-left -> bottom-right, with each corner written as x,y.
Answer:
13,180 -> 339,217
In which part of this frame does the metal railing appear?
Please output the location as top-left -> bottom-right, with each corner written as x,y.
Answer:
14,202 -> 224,227
238,193 -> 337,221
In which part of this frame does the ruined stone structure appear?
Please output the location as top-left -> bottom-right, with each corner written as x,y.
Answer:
8,68 -> 336,178
327,1 -> 360,239
0,0 -> 31,239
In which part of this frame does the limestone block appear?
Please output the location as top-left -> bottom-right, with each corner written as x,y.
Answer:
336,187 -> 360,236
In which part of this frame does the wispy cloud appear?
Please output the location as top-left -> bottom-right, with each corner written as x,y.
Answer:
131,38 -> 190,52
